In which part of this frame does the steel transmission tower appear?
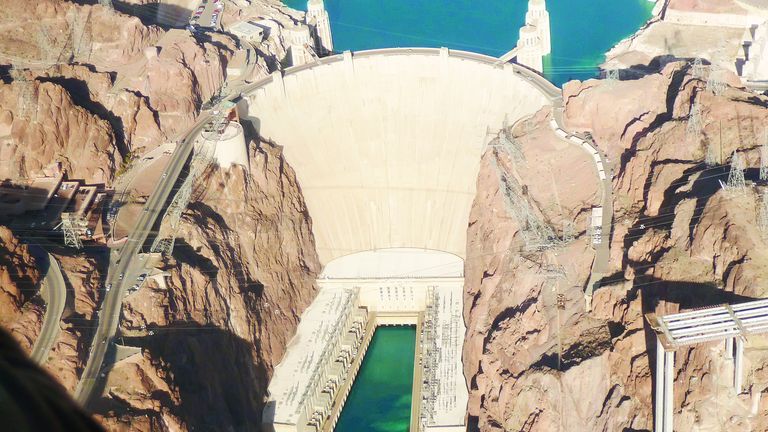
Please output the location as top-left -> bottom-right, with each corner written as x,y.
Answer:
11,68 -> 37,122
99,0 -> 114,9
68,9 -> 92,61
60,213 -> 84,249
37,24 -> 56,63
706,68 -> 726,96
489,120 -> 525,163
705,139 -> 718,166
562,220 -> 575,243
497,171 -> 557,251
727,151 -> 747,193
759,189 -> 768,239
686,99 -> 702,141
605,68 -> 619,87
761,134 -> 768,181
692,58 -> 705,79
150,138 -> 216,255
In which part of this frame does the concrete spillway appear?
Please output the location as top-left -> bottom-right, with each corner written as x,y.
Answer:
241,48 -> 553,264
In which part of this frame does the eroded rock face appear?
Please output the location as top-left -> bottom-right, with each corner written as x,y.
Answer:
97,141 -> 320,430
131,31 -> 237,136
43,253 -> 104,393
0,78 -> 119,183
465,63 -> 768,431
0,227 -> 42,350
39,64 -> 166,156
0,2 -> 319,430
0,0 -> 162,68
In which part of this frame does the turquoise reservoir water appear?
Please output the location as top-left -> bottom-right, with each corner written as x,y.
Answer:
284,0 -> 653,86
335,326 -> 416,432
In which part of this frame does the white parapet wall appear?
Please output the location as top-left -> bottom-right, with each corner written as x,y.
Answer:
242,48 -> 553,264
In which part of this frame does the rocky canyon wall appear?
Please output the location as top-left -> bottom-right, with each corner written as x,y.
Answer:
94,141 -> 320,431
465,63 -> 768,431
0,1 -> 321,431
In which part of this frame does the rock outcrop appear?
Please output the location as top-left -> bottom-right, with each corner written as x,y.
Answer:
96,141 -> 320,431
0,227 -> 42,350
43,252 -> 104,393
465,62 -> 768,430
0,77 -> 119,183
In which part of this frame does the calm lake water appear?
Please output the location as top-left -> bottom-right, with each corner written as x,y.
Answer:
334,326 -> 416,432
283,0 -> 654,86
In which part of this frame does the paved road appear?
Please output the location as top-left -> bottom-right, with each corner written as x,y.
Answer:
73,36 -> 260,406
74,114 -> 212,405
549,104 -> 614,306
29,252 -> 67,364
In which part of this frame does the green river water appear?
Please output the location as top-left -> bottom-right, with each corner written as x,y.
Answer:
334,326 -> 416,432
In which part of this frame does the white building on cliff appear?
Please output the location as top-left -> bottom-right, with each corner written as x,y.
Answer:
515,0 -> 551,72
526,0 -> 551,55
306,0 -> 334,56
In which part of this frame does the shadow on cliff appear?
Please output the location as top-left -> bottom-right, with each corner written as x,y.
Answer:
613,54 -> 699,82
36,75 -> 129,157
92,322 -> 270,431
67,1 -> 190,30
114,2 -> 192,30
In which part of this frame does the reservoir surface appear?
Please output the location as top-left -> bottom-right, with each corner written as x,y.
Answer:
284,0 -> 653,86
335,326 -> 416,432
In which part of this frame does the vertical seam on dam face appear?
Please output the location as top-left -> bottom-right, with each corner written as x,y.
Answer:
253,49 -> 556,432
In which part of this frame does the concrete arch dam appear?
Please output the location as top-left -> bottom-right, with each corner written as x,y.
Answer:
241,48 -> 556,264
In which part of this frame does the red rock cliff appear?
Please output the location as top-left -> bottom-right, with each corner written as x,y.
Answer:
465,63 -> 768,431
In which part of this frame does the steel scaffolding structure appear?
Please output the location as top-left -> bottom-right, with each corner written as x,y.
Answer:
647,299 -> 768,432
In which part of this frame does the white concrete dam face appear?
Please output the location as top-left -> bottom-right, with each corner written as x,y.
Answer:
243,50 -> 552,263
